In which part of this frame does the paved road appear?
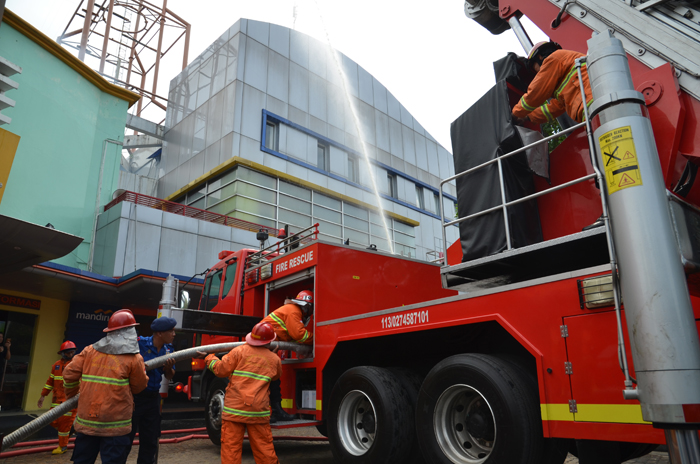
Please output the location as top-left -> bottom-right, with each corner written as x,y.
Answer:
1,426 -> 670,464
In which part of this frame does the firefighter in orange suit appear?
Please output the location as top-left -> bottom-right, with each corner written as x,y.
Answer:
37,341 -> 78,455
199,322 -> 282,464
63,309 -> 149,464
261,290 -> 314,422
512,41 -> 593,125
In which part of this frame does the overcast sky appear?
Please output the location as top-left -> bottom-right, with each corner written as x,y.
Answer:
7,0 -> 548,152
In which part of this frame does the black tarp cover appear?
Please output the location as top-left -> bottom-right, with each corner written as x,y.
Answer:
450,80 -> 543,262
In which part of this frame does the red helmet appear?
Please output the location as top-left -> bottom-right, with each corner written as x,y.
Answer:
58,341 -> 76,354
103,309 -> 139,332
245,322 -> 276,346
293,290 -> 313,306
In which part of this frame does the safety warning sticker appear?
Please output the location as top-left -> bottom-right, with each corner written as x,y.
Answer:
598,126 -> 643,195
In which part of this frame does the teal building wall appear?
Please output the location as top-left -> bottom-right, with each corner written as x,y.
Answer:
0,16 -> 135,270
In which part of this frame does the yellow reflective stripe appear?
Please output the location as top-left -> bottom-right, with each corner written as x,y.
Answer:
520,96 -> 536,112
554,63 -> 586,98
51,403 -> 61,407
541,104 -> 554,122
541,403 -> 573,421
540,403 -> 650,424
222,406 -> 270,417
270,313 -> 287,332
208,359 -> 218,372
75,416 -> 131,429
82,374 -> 129,386
58,432 -> 70,436
232,370 -> 271,382
44,384 -> 54,390
281,398 -> 294,409
50,374 -> 55,379
316,399 -> 322,411
300,330 -> 310,343
63,380 -> 80,388
53,376 -> 63,381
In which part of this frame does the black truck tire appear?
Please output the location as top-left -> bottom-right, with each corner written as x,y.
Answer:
327,366 -> 414,464
204,377 -> 228,446
416,354 -> 545,464
494,355 -> 568,464
388,367 -> 427,464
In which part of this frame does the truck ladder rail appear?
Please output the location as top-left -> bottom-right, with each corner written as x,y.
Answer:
246,223 -> 320,270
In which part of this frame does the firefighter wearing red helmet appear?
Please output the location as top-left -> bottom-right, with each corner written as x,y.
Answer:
198,322 -> 282,464
512,41 -> 593,125
37,340 -> 78,454
63,309 -> 149,464
262,290 -> 314,345
261,290 -> 314,422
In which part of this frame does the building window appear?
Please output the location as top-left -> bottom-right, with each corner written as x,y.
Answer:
348,156 -> 359,184
387,173 -> 398,199
317,142 -> 329,171
415,185 -> 425,209
265,121 -> 278,151
434,193 -> 441,215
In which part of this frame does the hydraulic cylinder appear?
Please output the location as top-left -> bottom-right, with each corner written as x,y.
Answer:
586,30 -> 700,458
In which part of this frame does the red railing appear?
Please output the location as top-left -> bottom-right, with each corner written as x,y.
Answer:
104,191 -> 281,237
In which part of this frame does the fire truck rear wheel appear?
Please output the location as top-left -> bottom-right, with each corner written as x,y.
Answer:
328,366 -> 414,464
204,377 -> 228,446
388,367 -> 427,464
416,354 -> 544,464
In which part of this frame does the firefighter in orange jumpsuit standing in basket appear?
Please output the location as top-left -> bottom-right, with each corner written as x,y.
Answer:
261,290 -> 314,422
199,322 -> 282,464
512,41 -> 601,228
63,309 -> 149,464
37,341 -> 78,455
511,41 -> 593,126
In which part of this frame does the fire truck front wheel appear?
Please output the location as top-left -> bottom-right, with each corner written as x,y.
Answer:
416,354 -> 544,464
328,366 -> 415,464
204,377 -> 228,446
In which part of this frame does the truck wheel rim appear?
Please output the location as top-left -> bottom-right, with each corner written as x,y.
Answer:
208,389 -> 225,428
434,384 -> 496,464
337,390 -> 377,456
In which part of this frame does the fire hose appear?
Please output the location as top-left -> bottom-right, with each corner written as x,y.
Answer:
1,341 -> 311,452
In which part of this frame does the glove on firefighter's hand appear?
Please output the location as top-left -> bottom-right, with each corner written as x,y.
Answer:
512,116 -> 528,126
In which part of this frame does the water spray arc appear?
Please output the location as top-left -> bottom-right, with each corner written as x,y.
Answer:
312,1 -> 395,253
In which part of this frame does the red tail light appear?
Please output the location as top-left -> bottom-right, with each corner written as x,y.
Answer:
246,269 -> 259,285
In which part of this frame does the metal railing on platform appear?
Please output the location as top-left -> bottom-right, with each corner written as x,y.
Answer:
439,121 -> 589,261
104,190 -> 282,237
245,223 -> 320,271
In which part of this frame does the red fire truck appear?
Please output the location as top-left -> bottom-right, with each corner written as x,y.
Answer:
175,2 -> 700,464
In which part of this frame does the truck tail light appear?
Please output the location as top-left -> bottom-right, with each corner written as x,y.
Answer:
577,275 -> 616,309
173,382 -> 184,392
191,359 -> 205,370
246,269 -> 259,285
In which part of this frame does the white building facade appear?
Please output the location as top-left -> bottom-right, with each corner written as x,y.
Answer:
92,18 -> 458,278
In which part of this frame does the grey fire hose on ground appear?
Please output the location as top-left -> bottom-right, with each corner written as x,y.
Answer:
1,341 -> 310,452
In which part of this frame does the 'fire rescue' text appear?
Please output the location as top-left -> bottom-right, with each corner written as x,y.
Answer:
381,310 -> 429,329
275,250 -> 314,274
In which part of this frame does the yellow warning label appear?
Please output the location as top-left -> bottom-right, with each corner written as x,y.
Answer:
598,126 -> 643,195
